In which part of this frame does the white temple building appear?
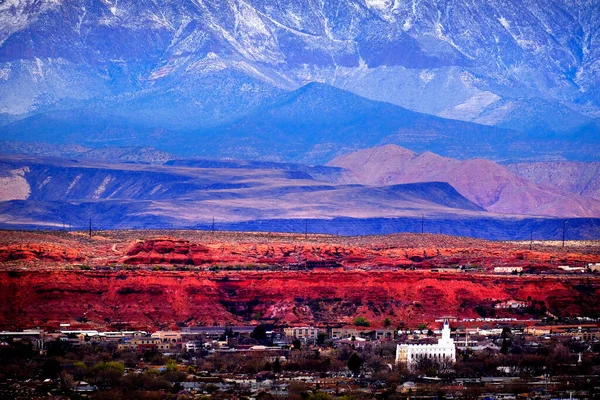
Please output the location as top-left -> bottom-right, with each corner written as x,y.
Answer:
396,320 -> 456,369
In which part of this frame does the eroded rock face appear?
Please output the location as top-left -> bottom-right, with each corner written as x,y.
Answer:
120,238 -> 600,271
0,244 -> 84,263
1,232 -> 599,331
1,270 -> 599,331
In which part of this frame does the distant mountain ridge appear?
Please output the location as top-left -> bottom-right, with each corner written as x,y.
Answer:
1,154 -> 598,240
0,141 -> 174,164
328,144 -> 600,218
5,83 -> 596,163
0,154 -> 484,227
0,0 -> 598,161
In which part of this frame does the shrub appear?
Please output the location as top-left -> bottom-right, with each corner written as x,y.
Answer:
353,316 -> 370,327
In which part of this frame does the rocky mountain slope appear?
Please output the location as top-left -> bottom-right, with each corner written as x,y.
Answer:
0,0 -> 598,160
506,161 -> 600,200
329,145 -> 600,217
4,83 -> 595,163
0,141 -> 175,164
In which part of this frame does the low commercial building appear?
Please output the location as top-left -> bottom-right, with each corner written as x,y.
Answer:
493,267 -> 522,273
151,331 -> 182,344
588,263 -> 600,272
118,337 -> 171,352
284,326 -> 322,340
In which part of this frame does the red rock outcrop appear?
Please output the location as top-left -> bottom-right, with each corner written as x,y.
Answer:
1,231 -> 599,331
119,237 -> 599,271
1,270 -> 599,331
0,243 -> 84,263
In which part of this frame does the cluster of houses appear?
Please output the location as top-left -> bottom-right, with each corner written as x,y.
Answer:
492,263 -> 600,274
3,318 -> 599,366
2,319 -> 600,399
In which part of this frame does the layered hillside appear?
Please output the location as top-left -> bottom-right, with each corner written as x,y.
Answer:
506,161 -> 600,200
0,154 -> 485,228
1,230 -> 599,330
3,269 -> 600,330
329,145 -> 600,217
1,154 -> 599,238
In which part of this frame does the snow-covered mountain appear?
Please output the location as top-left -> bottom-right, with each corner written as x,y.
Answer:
0,0 -> 598,156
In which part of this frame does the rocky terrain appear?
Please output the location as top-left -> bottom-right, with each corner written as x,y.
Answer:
506,161 -> 600,201
1,230 -> 599,330
329,144 -> 600,217
0,141 -> 175,164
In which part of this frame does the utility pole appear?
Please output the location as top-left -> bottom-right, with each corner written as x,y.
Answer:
421,215 -> 424,234
530,229 -> 533,251
305,220 -> 308,240
562,220 -> 567,247
89,219 -> 92,239
212,216 -> 215,235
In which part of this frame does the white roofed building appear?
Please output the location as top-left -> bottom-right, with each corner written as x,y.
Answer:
396,320 -> 456,370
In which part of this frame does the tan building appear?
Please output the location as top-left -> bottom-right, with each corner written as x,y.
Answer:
588,263 -> 600,272
118,337 -> 171,352
151,331 -> 182,343
284,326 -> 322,340
525,324 -> 600,340
331,327 -> 360,339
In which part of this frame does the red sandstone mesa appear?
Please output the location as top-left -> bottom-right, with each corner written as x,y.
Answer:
0,231 -> 598,331
0,269 -> 599,330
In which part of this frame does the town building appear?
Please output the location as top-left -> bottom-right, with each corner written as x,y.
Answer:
558,265 -> 586,273
118,336 -> 171,352
396,320 -> 456,370
185,341 -> 203,352
284,326 -> 322,340
493,267 -> 522,273
330,327 -> 361,339
588,263 -> 600,272
495,300 -> 528,309
151,331 -> 182,344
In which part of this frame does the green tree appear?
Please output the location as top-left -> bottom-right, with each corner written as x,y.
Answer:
41,359 -> 63,379
293,339 -> 302,350
353,316 -> 370,327
307,392 -> 333,400
251,325 -> 267,341
90,361 -> 125,387
273,358 -> 282,373
384,318 -> 391,327
347,353 -> 362,375
317,333 -> 327,345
